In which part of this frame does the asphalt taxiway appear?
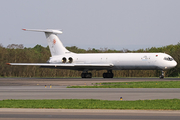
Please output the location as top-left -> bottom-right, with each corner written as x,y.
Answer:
0,86 -> 180,100
0,77 -> 179,86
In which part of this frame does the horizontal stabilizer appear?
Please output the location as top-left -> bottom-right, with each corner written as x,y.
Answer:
22,29 -> 63,34
22,28 -> 70,56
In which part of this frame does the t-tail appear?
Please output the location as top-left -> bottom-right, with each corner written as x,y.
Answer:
22,29 -> 72,56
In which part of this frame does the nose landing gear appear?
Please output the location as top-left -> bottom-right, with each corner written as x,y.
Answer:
159,70 -> 164,79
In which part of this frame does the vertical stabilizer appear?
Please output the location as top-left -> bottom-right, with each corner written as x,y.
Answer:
45,32 -> 70,56
22,29 -> 71,56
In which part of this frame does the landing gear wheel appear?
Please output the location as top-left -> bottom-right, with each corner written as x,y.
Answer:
81,73 -> 92,78
159,70 -> 164,79
103,70 -> 114,78
103,73 -> 107,78
159,75 -> 164,79
81,73 -> 86,78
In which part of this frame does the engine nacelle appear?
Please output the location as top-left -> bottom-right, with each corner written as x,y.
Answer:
62,57 -> 67,63
68,57 -> 73,63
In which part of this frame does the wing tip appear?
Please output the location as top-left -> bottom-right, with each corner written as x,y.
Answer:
6,63 -> 11,65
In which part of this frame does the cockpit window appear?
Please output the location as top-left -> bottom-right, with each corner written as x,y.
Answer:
164,57 -> 174,61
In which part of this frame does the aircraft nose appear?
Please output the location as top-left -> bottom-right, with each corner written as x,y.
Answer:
170,60 -> 177,68
166,60 -> 177,69
174,61 -> 177,67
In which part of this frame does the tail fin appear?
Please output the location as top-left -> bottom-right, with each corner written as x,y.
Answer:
22,29 -> 71,56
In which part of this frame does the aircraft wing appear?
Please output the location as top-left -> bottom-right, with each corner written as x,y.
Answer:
6,63 -> 113,69
6,63 -> 74,66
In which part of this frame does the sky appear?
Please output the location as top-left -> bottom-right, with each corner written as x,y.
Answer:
0,0 -> 180,50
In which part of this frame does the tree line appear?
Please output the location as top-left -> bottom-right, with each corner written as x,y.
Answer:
0,43 -> 179,78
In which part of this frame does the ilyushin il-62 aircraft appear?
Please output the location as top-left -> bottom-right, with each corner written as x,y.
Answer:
7,29 -> 177,79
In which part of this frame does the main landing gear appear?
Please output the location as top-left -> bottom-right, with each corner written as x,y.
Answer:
81,70 -> 114,78
81,70 -> 92,78
103,70 -> 114,78
159,70 -> 164,79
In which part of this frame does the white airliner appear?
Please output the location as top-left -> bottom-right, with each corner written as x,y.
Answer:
7,29 -> 177,79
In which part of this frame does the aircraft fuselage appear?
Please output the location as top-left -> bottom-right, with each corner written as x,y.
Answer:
47,53 -> 177,71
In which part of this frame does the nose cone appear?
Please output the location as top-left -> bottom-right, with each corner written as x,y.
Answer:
169,61 -> 177,69
164,60 -> 177,70
174,61 -> 177,67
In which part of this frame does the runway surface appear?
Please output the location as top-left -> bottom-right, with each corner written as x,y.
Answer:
0,77 -> 180,120
1,109 -> 180,120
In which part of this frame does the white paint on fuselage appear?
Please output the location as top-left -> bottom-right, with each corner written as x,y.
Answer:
48,53 -> 177,70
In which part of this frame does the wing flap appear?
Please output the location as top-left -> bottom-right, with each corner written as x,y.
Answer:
74,64 -> 113,67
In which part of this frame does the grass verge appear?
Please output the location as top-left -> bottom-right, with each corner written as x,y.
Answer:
0,99 -> 180,110
68,81 -> 180,88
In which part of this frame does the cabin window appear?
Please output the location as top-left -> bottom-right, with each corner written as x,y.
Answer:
164,57 -> 173,61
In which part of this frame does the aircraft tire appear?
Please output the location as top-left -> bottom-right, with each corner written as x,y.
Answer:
159,75 -> 164,79
86,73 -> 92,78
107,73 -> 113,78
103,73 -> 114,78
110,73 -> 114,78
81,73 -> 92,78
81,73 -> 85,78
103,73 -> 107,78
